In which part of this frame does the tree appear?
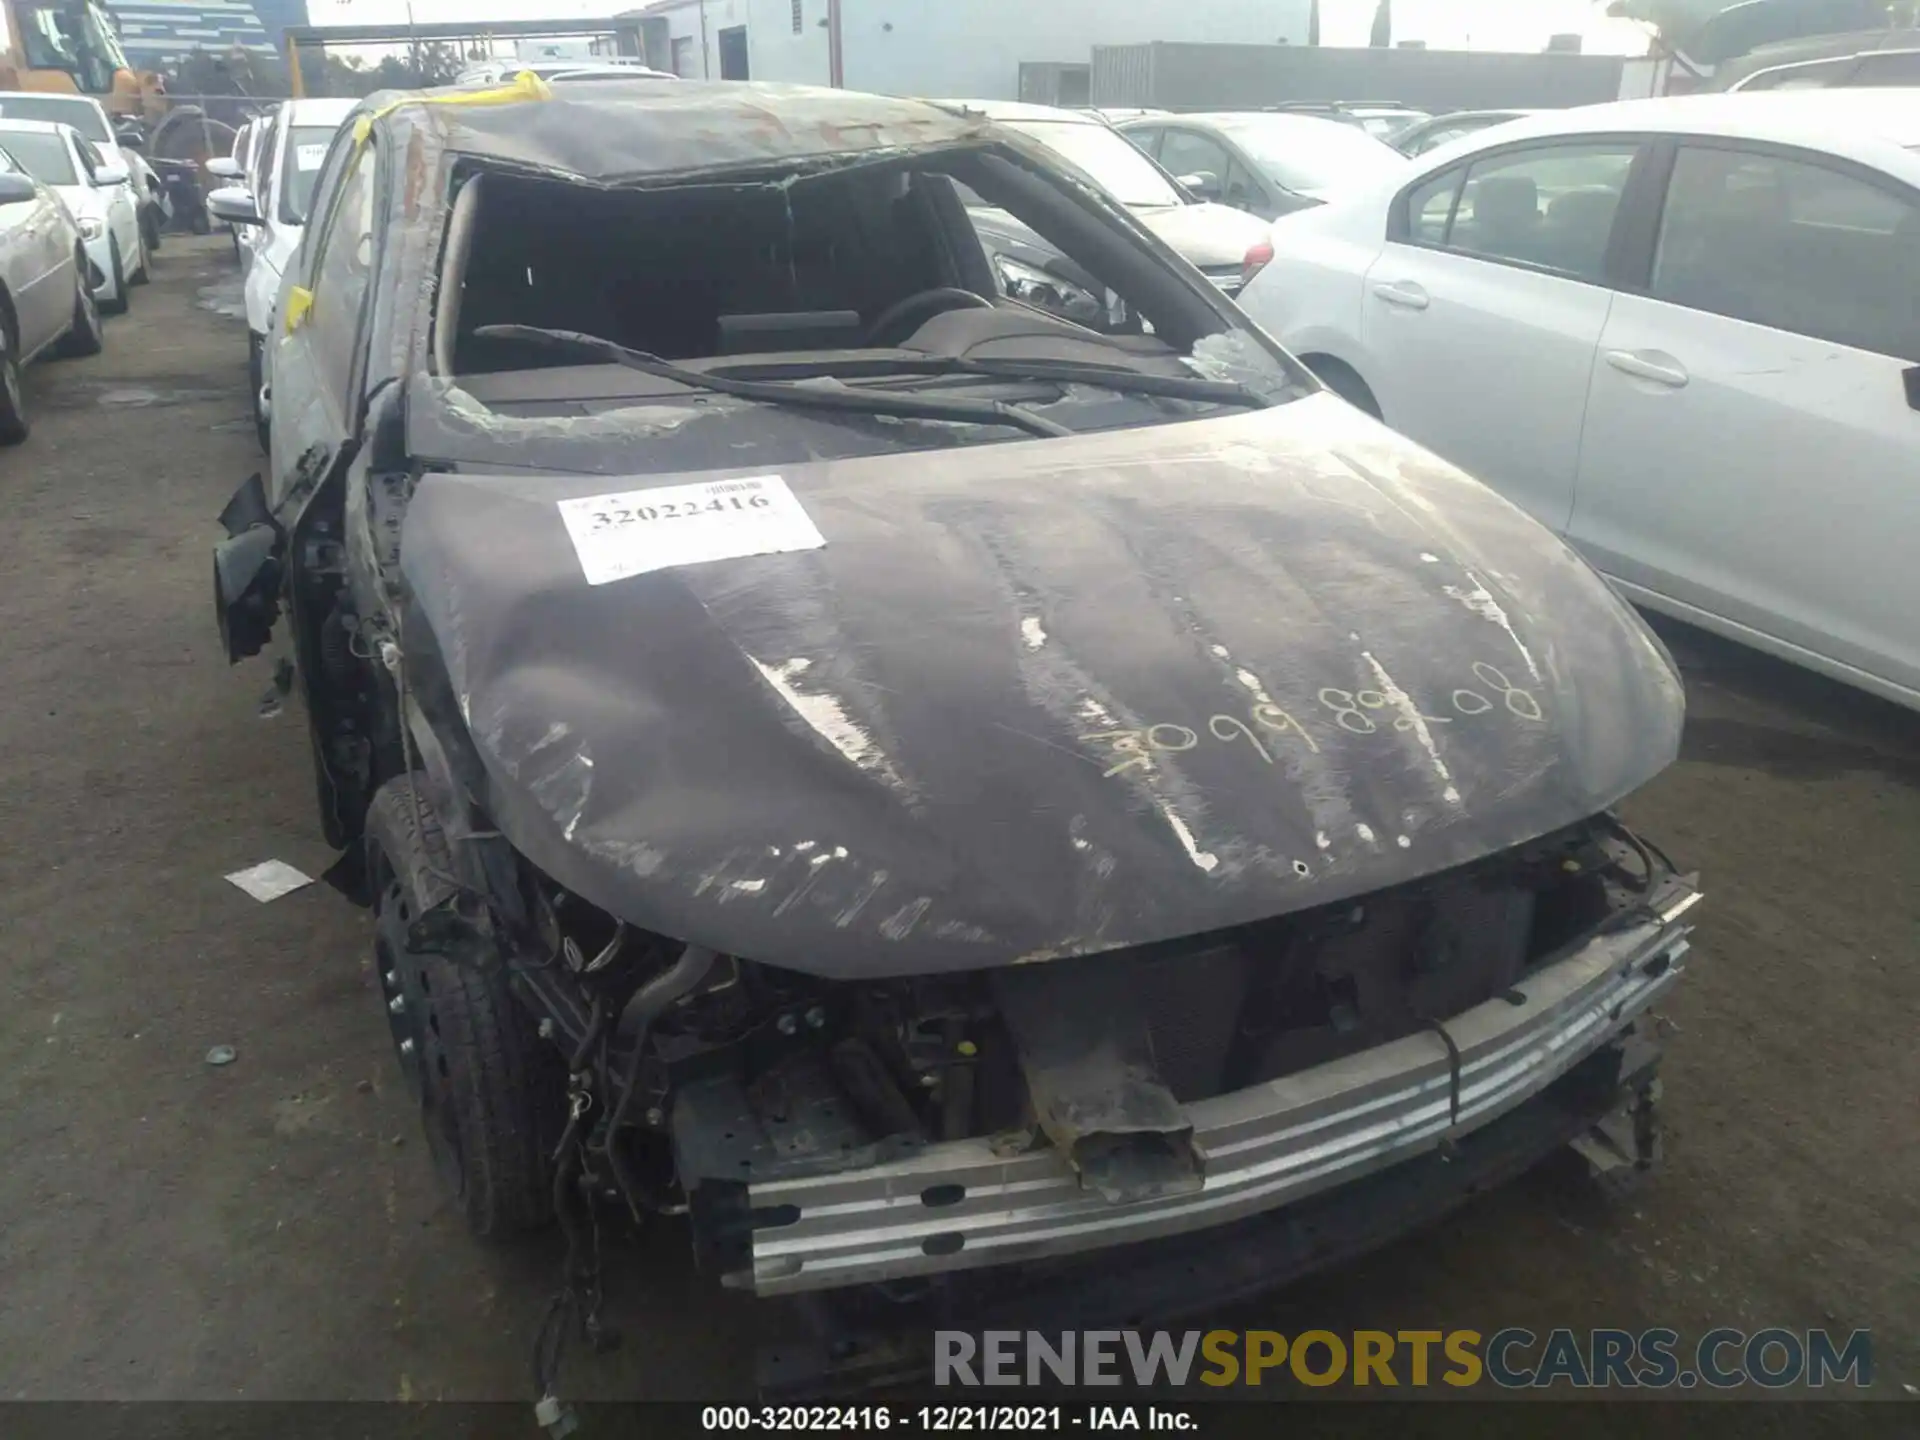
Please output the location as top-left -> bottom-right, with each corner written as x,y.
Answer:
1369,0 -> 1392,48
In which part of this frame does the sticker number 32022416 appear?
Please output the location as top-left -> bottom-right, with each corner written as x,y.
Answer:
556,475 -> 828,586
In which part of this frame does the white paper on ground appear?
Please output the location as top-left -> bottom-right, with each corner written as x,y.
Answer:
225,859 -> 315,903
556,474 -> 826,586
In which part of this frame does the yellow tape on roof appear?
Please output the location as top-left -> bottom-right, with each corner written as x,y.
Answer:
351,69 -> 554,145
285,71 -> 552,335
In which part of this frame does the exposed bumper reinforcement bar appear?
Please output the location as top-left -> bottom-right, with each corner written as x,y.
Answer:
735,883 -> 1698,1296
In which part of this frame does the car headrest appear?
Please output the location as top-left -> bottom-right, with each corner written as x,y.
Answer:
1547,186 -> 1619,232
1472,174 -> 1539,234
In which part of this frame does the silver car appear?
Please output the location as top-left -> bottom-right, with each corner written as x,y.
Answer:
0,142 -> 103,443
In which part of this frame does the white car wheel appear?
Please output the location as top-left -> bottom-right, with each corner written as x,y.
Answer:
101,237 -> 129,315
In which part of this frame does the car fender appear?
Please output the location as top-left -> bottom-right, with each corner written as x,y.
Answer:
1275,323 -> 1377,389
244,247 -> 285,339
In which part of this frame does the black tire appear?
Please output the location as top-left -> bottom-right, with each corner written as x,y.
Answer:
130,229 -> 151,285
1303,355 -> 1382,419
56,265 -> 104,359
247,331 -> 269,453
142,208 -> 162,254
190,206 -> 211,236
0,312 -> 29,446
364,776 -> 564,1238
101,237 -> 128,315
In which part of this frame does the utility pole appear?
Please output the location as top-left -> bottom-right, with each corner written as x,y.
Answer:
826,0 -> 843,86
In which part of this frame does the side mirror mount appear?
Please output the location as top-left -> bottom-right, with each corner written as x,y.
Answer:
213,474 -> 285,664
1178,170 -> 1222,202
0,173 -> 38,205
92,162 -> 129,187
206,156 -> 243,180
207,185 -> 264,227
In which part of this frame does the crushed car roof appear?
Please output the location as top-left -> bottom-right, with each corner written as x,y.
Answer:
363,78 -> 1001,183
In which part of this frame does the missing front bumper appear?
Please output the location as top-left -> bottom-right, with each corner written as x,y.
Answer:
719,881 -> 1697,1297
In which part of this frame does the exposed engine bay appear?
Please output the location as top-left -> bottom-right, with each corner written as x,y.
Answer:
469,809 -> 1681,1280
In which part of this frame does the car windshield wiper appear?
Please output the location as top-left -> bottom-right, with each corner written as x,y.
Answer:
936,357 -> 1275,409
472,325 -> 1075,439
698,353 -> 1277,409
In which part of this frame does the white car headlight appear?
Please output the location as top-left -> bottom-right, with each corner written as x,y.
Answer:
77,216 -> 104,240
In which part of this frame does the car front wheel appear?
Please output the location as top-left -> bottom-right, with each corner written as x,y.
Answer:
57,265 -> 105,359
364,776 -> 565,1239
101,236 -> 128,315
0,314 -> 29,445
247,332 -> 269,453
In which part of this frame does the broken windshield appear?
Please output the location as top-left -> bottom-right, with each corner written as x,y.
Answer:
425,136 -> 1310,469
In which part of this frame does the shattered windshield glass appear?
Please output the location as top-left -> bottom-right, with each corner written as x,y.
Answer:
419,136 -> 1312,471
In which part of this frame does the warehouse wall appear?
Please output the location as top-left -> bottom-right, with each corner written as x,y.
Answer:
644,0 -> 752,80
1092,40 -> 1628,110
742,0 -> 1314,100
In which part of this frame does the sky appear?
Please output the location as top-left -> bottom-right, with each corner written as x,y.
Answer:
304,0 -> 1655,59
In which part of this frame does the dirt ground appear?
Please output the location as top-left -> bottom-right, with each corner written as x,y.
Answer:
0,237 -> 1913,1408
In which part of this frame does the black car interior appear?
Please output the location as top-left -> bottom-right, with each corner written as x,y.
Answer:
1451,174 -> 1623,279
443,147 -> 1234,379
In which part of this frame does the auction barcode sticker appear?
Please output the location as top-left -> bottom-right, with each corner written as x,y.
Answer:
295,143 -> 329,171
556,475 -> 826,586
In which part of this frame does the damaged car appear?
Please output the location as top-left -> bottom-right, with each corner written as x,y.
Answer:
214,76 -> 1700,1394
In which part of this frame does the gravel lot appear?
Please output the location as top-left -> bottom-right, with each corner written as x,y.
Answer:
1,237 -> 1913,1413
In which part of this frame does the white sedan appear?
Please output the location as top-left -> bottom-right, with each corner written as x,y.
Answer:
0,143 -> 101,442
206,96 -> 358,451
1238,89 -> 1920,712
0,118 -> 144,313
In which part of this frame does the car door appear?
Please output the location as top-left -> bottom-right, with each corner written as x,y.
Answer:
1357,138 -> 1647,531
269,129 -> 377,504
0,150 -> 68,352
1570,140 -> 1920,700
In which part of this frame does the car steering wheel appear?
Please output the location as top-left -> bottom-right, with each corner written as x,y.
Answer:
863,287 -> 994,347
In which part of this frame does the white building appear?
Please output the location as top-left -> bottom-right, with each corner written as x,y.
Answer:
629,0 -> 1315,99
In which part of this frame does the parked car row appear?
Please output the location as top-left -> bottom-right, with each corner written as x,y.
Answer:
210,76 -> 1697,1402
205,96 -> 360,451
1237,87 -> 1920,712
0,119 -> 146,311
0,96 -> 148,443
0,90 -> 170,254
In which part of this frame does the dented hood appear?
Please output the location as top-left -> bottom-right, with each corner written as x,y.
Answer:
400,396 -> 1683,979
